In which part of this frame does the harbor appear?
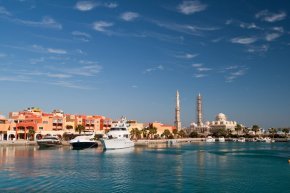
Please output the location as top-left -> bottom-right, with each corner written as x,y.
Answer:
1,142 -> 289,193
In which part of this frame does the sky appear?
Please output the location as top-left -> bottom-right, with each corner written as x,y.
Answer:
0,0 -> 290,129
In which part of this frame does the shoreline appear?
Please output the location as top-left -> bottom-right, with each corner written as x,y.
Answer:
0,137 -> 288,146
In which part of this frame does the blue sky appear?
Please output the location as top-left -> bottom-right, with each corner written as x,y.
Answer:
0,0 -> 290,129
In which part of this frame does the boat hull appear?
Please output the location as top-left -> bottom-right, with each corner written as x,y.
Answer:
100,138 -> 134,150
70,142 -> 98,150
37,141 -> 62,148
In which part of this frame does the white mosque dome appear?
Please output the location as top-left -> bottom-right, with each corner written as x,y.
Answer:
216,113 -> 227,121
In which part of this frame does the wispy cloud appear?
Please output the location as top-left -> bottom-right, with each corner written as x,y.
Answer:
151,20 -> 219,36
176,53 -> 198,59
255,10 -> 287,23
265,33 -> 281,42
0,53 -> 7,58
104,2 -> 118,8
144,65 -> 164,73
75,1 -> 118,11
0,75 -> 30,82
64,64 -> 102,76
50,80 -> 92,89
246,44 -> 269,53
47,48 -> 67,54
193,74 -> 206,78
131,85 -> 138,89
197,67 -> 212,72
72,31 -> 91,42
224,66 -> 248,82
178,1 -> 207,15
93,21 -> 114,32
0,6 -> 11,16
192,63 -> 203,67
231,37 -> 257,44
75,1 -> 98,11
13,16 -> 62,29
120,12 -> 139,21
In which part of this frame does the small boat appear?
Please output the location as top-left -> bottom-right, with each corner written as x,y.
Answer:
205,136 -> 215,142
237,137 -> 246,142
100,117 -> 134,150
264,137 -> 275,143
70,134 -> 98,150
218,137 -> 225,142
37,135 -> 62,148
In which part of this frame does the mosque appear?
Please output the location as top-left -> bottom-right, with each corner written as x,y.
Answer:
176,93 -> 237,135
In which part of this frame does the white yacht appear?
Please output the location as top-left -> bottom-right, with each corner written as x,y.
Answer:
218,137 -> 225,142
237,137 -> 246,142
205,136 -> 215,142
100,117 -> 134,150
37,135 -> 62,148
70,133 -> 98,150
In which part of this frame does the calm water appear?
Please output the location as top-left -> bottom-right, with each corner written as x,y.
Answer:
0,142 -> 289,193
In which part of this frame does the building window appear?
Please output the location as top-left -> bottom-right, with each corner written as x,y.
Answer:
43,121 -> 48,124
39,127 -> 43,130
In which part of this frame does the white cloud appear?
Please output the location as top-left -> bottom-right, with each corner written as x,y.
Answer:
225,65 -> 239,70
225,68 -> 248,82
0,6 -> 11,16
51,80 -> 92,89
104,2 -> 118,8
192,63 -> 203,67
193,74 -> 206,78
177,53 -> 198,59
144,65 -> 164,73
197,67 -> 212,72
15,16 -> 62,29
120,12 -> 139,22
152,20 -> 218,36
131,85 -> 138,89
240,22 -> 259,29
66,65 -> 102,76
255,10 -> 287,22
72,31 -> 91,42
47,48 -> 67,54
47,73 -> 71,79
93,21 -> 114,32
272,27 -> 284,33
247,45 -> 269,53
178,1 -> 207,15
265,33 -> 281,42
75,1 -> 98,11
231,37 -> 257,44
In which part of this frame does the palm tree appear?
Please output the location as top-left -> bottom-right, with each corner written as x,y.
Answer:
27,127 -> 35,141
130,128 -> 141,140
282,128 -> 289,137
243,127 -> 249,136
268,128 -> 277,139
75,124 -> 85,135
173,129 -> 178,138
162,129 -> 171,139
141,128 -> 148,139
226,129 -> 232,137
235,124 -> 242,136
252,125 -> 260,136
178,130 -> 186,138
148,125 -> 157,139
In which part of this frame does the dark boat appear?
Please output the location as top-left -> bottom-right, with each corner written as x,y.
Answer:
69,135 -> 98,150
37,136 -> 62,148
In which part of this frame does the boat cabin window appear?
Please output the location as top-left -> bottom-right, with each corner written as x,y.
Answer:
110,128 -> 126,131
123,134 -> 128,138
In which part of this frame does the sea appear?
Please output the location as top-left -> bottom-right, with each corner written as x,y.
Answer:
0,142 -> 289,193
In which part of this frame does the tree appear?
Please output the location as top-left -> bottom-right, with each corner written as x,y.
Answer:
162,129 -> 171,139
243,127 -> 249,136
178,130 -> 186,138
235,124 -> 242,136
173,129 -> 178,138
226,129 -> 232,137
268,128 -> 277,139
75,124 -> 85,135
130,128 -> 141,140
148,125 -> 157,139
189,131 -> 198,138
27,127 -> 35,141
141,128 -> 148,139
282,128 -> 289,137
252,125 -> 260,136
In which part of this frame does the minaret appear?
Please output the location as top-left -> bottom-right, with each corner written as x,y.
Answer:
175,90 -> 182,131
197,93 -> 202,126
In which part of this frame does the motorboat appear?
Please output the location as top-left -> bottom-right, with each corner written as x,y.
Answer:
37,135 -> 62,148
237,137 -> 246,142
218,137 -> 225,142
264,137 -> 275,143
100,117 -> 134,150
205,136 -> 215,142
70,133 -> 98,150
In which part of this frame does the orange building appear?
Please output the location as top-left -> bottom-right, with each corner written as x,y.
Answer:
150,122 -> 176,135
1,107 -> 109,141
